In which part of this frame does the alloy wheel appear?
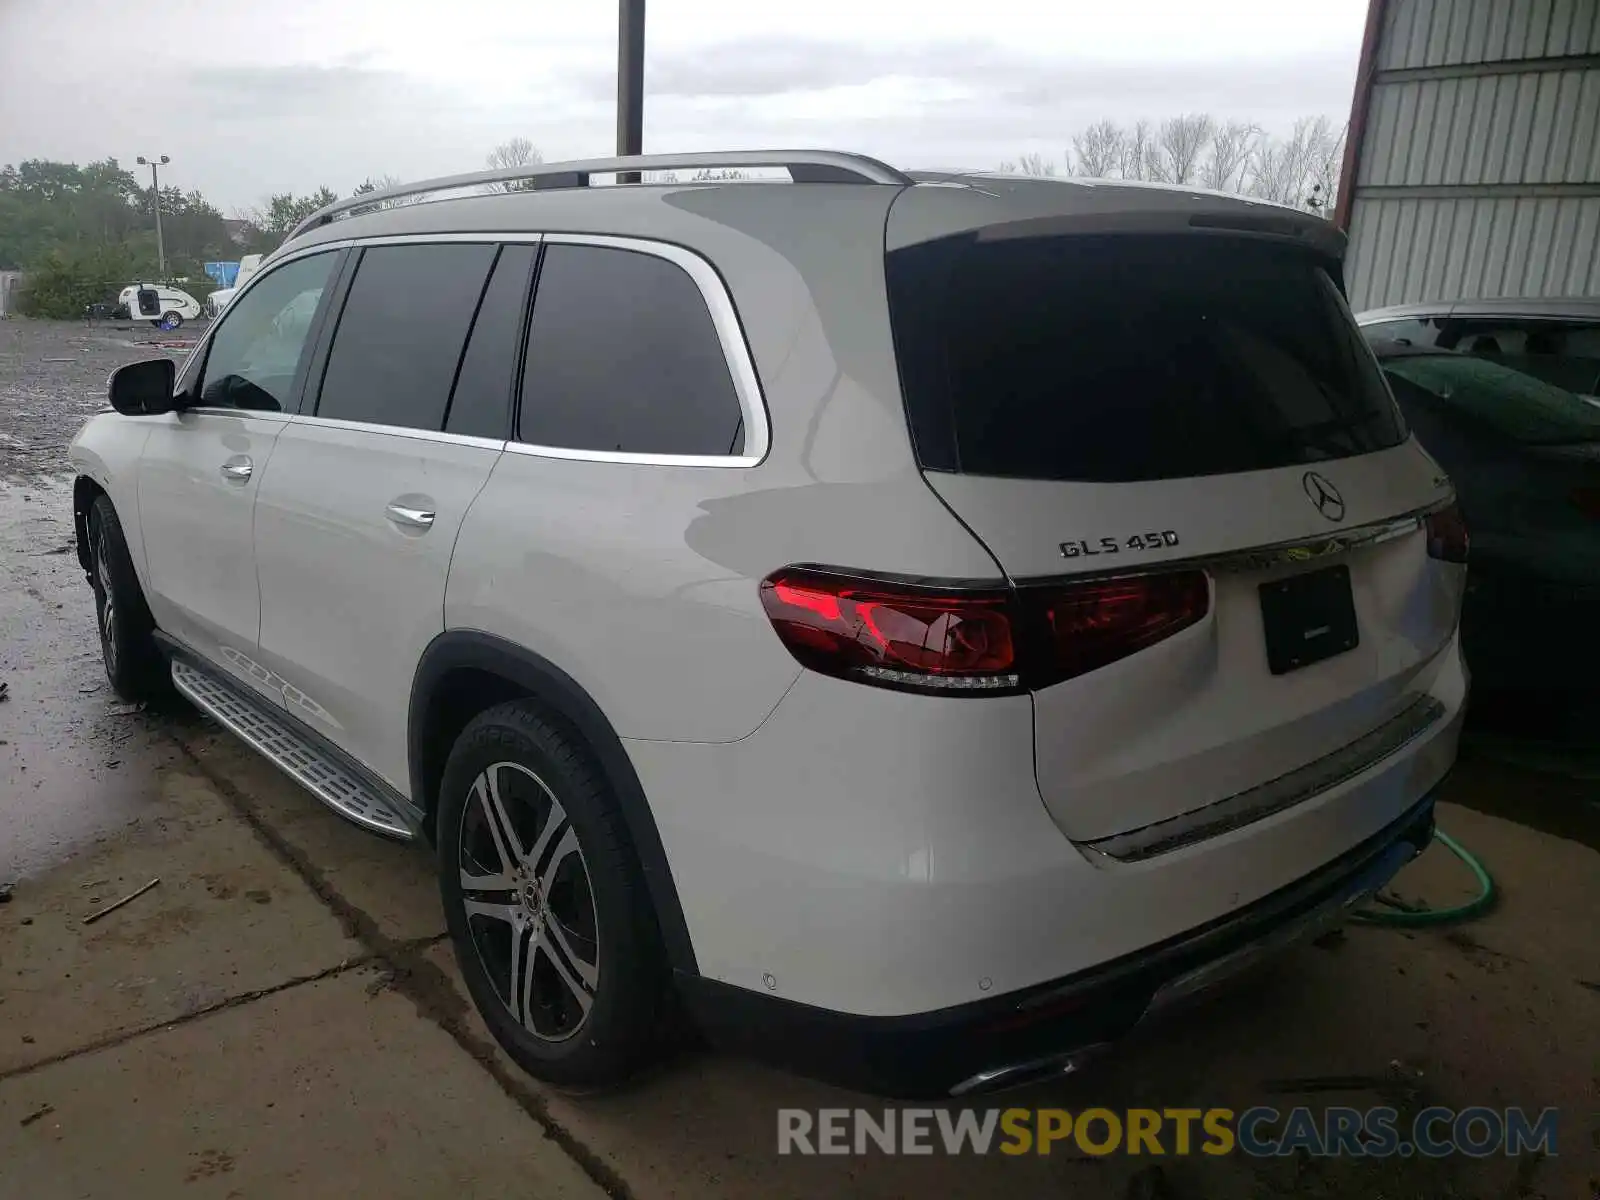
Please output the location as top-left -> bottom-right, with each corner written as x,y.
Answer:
94,528 -> 118,675
457,761 -> 600,1042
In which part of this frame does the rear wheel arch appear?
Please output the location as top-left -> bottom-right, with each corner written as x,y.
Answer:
409,631 -> 699,975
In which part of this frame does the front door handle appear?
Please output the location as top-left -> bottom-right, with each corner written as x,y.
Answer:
385,502 -> 436,530
220,456 -> 253,482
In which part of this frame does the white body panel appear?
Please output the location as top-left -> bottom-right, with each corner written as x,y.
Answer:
924,440 -> 1452,579
446,453 -> 802,744
135,410 -> 286,682
67,414 -> 153,584
925,441 -> 1464,841
626,631 -> 1465,1016
252,419 -> 503,791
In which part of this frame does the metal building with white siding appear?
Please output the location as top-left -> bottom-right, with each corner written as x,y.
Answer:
1336,0 -> 1600,310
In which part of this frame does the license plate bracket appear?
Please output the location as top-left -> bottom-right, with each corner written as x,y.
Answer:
1258,565 -> 1359,675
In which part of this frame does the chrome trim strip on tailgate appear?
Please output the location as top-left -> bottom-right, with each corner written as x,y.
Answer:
1083,696 -> 1448,863
1018,497 -> 1454,586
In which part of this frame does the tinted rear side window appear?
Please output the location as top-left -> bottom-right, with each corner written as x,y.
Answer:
887,234 -> 1407,482
518,243 -> 744,456
317,242 -> 497,431
445,244 -> 536,439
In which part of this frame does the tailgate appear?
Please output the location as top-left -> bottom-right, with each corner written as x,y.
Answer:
884,196 -> 1466,844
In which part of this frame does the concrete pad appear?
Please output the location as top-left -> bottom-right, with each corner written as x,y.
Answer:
175,723 -> 446,945
0,477 -> 181,878
0,966 -> 605,1200
418,943 -> 1195,1199
0,763 -> 362,1075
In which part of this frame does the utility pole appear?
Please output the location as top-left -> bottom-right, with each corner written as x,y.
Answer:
616,0 -> 644,183
136,155 -> 170,277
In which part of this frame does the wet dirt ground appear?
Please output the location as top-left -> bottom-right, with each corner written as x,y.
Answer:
2,317 -> 1597,1199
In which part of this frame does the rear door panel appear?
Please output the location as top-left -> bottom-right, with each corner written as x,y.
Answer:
252,422 -> 501,790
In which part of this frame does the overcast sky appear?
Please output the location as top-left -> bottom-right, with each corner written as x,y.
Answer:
0,0 -> 1368,213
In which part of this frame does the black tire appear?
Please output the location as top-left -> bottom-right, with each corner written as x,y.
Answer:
87,494 -> 172,703
438,700 -> 668,1088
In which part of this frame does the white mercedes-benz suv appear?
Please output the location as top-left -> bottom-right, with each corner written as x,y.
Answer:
67,151 -> 1469,1098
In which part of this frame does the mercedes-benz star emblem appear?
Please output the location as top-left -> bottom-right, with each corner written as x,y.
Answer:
1302,471 -> 1345,522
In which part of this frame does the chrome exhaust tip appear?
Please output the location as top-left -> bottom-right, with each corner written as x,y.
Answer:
948,1042 -> 1113,1098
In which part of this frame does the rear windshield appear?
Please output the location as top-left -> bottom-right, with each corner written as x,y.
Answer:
885,233 -> 1408,482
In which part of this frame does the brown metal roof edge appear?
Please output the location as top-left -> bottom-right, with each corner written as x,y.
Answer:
1334,0 -> 1390,232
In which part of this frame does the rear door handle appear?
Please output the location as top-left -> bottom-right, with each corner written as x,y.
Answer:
220,456 -> 253,482
385,502 -> 436,530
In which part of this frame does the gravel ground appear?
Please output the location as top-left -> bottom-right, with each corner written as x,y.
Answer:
0,317 -> 202,481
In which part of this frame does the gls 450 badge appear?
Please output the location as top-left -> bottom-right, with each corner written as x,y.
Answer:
1060,530 -> 1181,559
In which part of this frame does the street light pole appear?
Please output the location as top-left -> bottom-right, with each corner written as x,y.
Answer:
616,0 -> 645,183
136,154 -> 170,277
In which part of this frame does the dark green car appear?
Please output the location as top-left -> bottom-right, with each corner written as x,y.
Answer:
1367,340 -> 1600,712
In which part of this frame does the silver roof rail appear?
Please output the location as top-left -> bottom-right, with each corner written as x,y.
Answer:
283,150 -> 913,244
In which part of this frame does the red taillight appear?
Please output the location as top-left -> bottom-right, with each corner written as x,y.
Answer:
759,569 -> 1018,693
759,566 -> 1211,694
1425,502 -> 1469,563
1035,571 -> 1211,685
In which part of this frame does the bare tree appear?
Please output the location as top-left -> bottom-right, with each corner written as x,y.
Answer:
1306,121 -> 1346,216
484,138 -> 543,192
1120,120 -> 1156,182
690,168 -> 748,181
1071,120 -> 1125,178
1246,116 -> 1343,209
1014,152 -> 1059,177
1150,114 -> 1215,185
1200,121 -> 1260,192
996,113 -> 1345,205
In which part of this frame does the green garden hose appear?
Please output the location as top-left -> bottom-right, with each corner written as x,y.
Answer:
1350,829 -> 1496,927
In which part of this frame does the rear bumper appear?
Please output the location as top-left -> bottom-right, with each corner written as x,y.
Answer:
631,632 -> 1465,1020
680,792 -> 1437,1098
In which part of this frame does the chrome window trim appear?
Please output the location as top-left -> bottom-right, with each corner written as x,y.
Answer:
173,232 -> 769,459
287,231 -> 767,465
1082,695 -> 1448,863
503,232 -> 770,469
279,413 -> 506,450
178,407 -> 293,421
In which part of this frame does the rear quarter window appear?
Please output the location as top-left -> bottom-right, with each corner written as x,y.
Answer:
517,243 -> 745,457
886,233 -> 1408,483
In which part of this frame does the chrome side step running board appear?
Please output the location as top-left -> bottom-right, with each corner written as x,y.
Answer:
170,659 -> 416,840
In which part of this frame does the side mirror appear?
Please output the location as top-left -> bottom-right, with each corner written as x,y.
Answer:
108,358 -> 179,416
